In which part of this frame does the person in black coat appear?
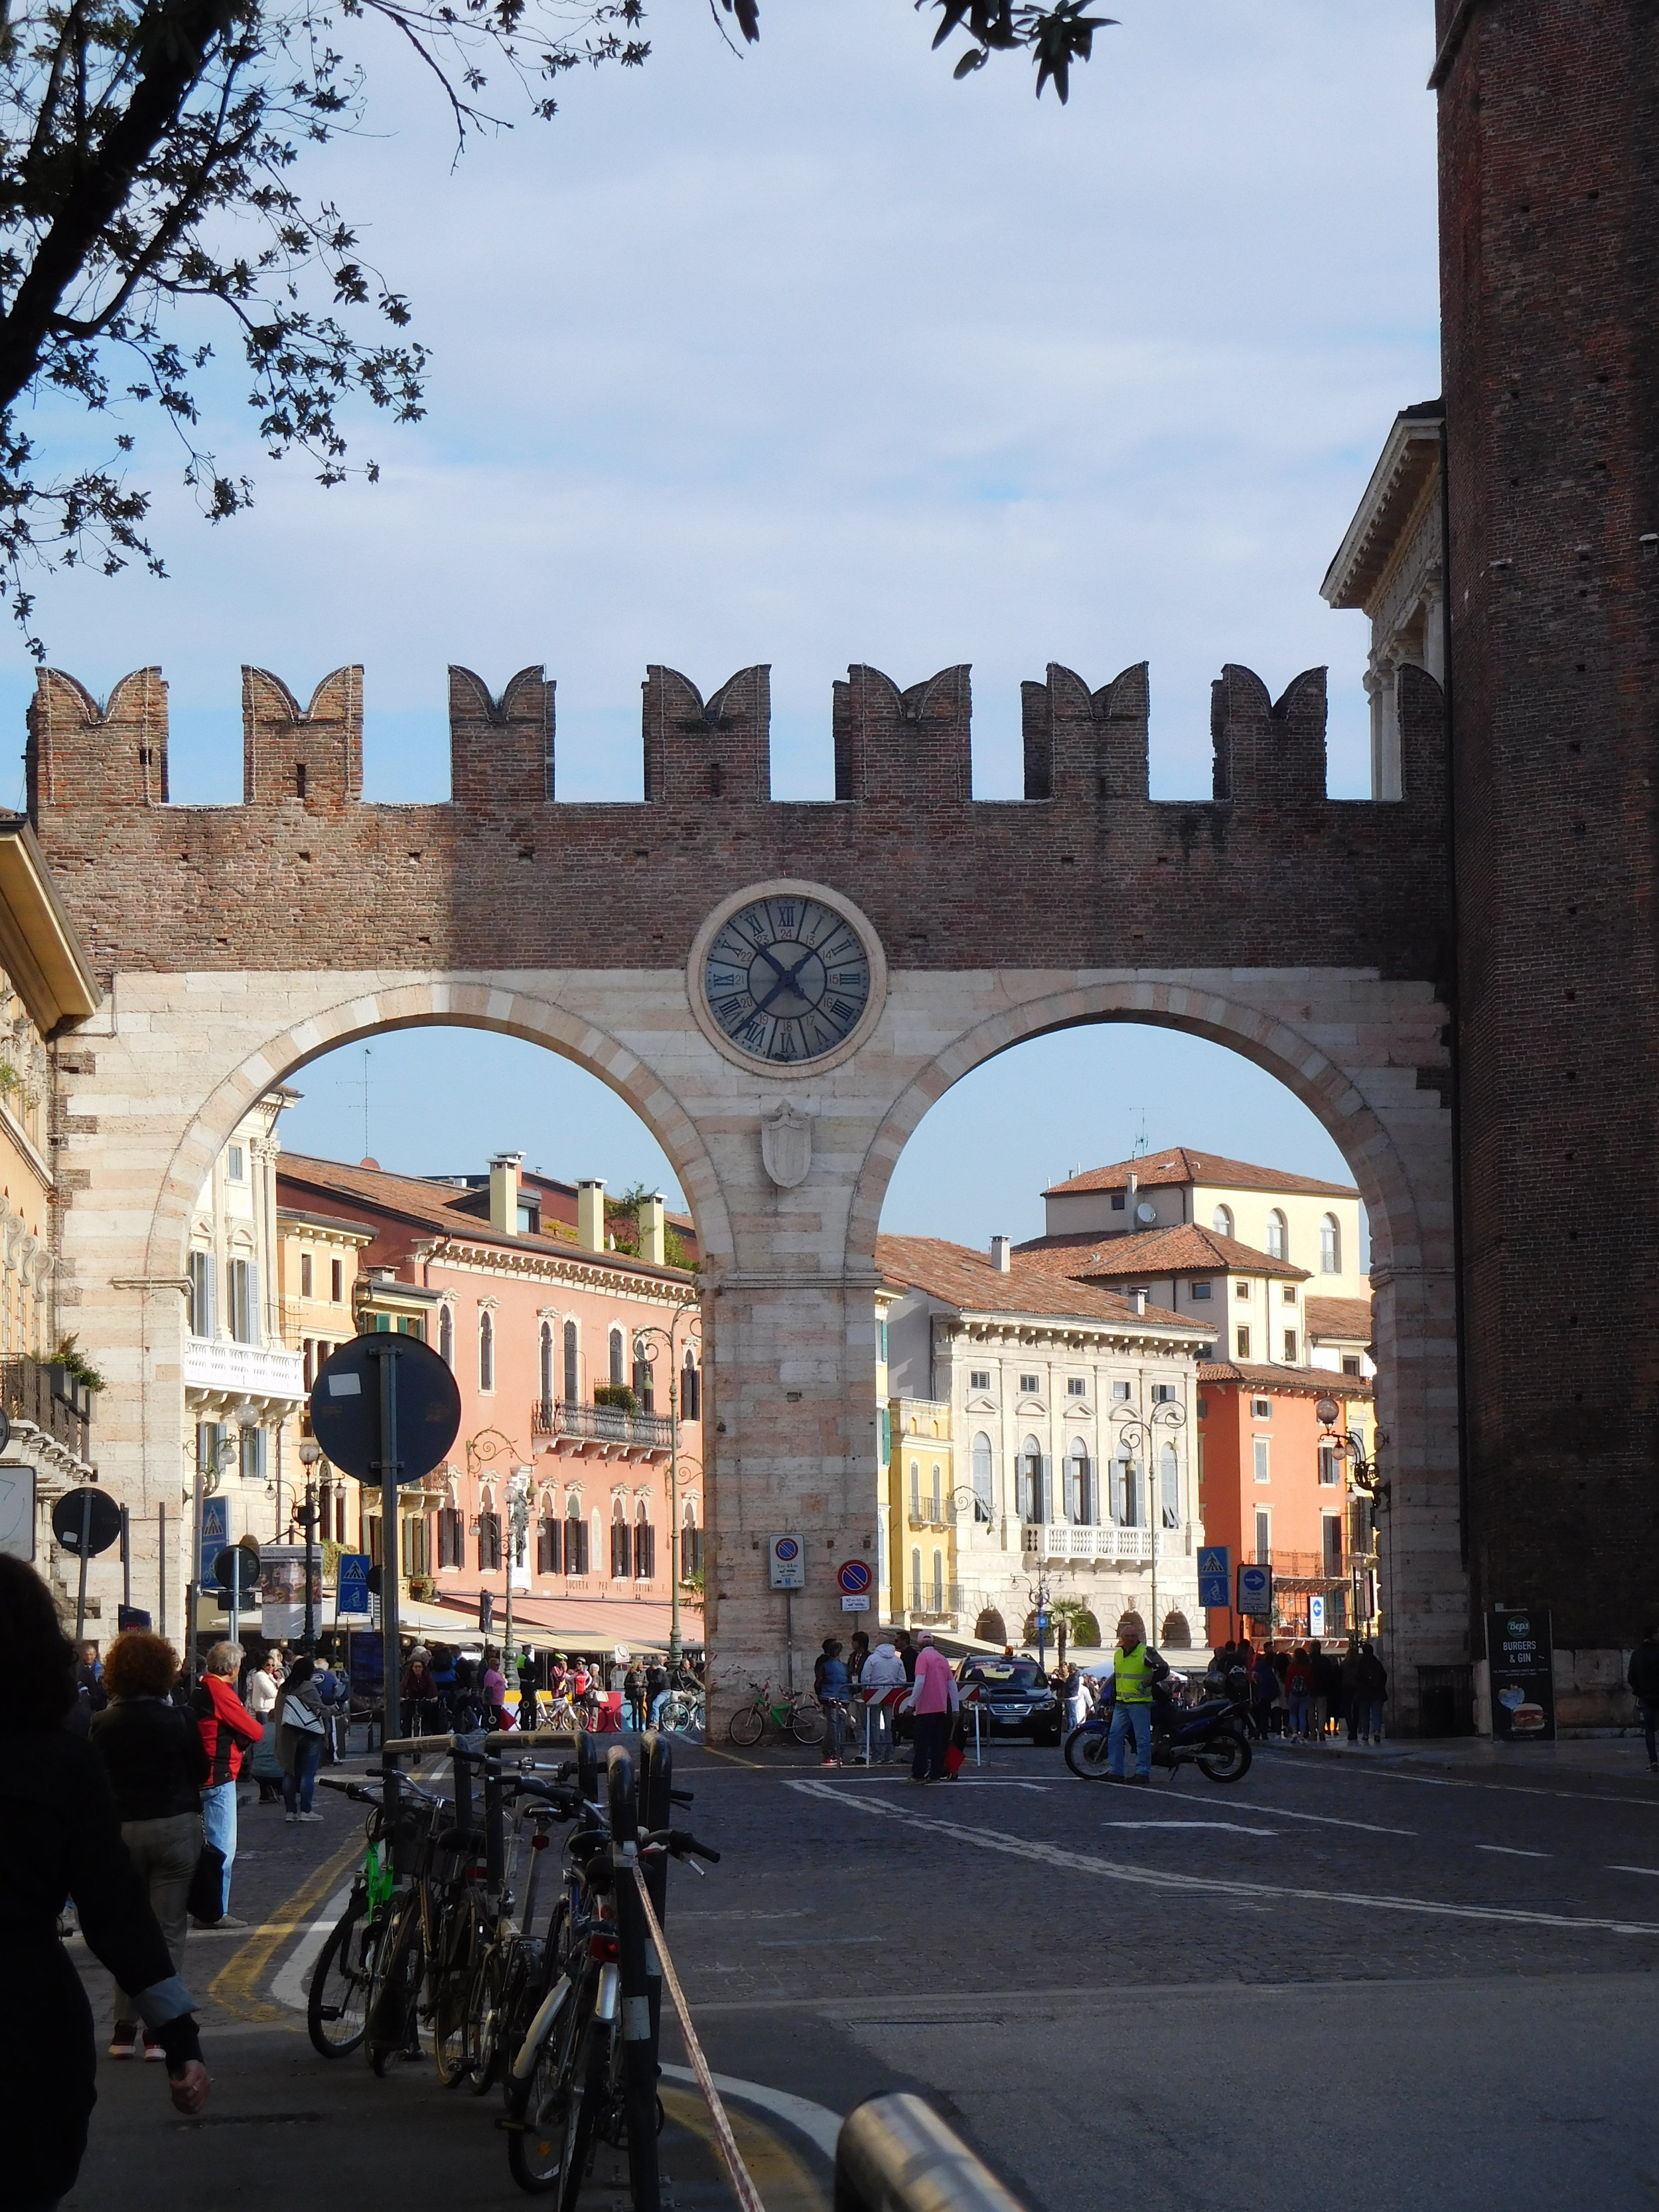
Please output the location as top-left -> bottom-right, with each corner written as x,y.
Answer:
0,1558 -> 208,2209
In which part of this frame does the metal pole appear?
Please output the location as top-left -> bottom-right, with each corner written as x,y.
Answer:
186,1447 -> 202,1671
74,1488 -> 92,1645
301,1483 -> 317,1656
607,1744 -> 660,2212
158,1504 -> 167,1639
374,1340 -> 403,1748
120,1505 -> 131,1613
668,1349 -> 682,1666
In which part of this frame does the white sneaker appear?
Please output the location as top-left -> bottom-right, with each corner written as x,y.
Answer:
299,1810 -> 325,1823
285,1812 -> 299,1824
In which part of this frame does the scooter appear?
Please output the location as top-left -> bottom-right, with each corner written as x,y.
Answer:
1063,1687 -> 1252,1784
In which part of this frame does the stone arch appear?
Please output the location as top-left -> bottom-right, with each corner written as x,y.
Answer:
847,978 -> 1425,1273
974,1607 -> 1007,1645
140,978 -> 731,1282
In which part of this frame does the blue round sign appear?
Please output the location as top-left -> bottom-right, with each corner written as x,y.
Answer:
774,1536 -> 800,1562
837,1559 -> 871,1595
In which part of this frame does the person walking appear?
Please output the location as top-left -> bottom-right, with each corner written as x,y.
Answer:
315,1657 -> 348,1762
400,1647 -> 441,1736
1356,1641 -> 1388,1744
908,1633 -> 956,1785
187,1642 -> 261,1927
1308,1639 -> 1333,1743
644,1657 -> 670,1729
1628,1627 -> 1659,1771
482,1648 -> 511,1730
244,1651 -> 283,1803
1285,1645 -> 1314,1741
1339,1639 -> 1364,1744
1107,1619 -> 1169,1785
894,1629 -> 918,1683
1250,1645 -> 1277,1741
815,1637 -> 851,1767
87,1631 -> 210,2061
860,1637 -> 906,1765
275,1657 -> 328,1823
1,1562 -> 210,2209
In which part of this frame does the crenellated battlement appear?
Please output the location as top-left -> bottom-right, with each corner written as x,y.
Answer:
25,652 -> 1449,985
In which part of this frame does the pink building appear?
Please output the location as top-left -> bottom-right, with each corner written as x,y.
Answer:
276,1148 -> 703,1653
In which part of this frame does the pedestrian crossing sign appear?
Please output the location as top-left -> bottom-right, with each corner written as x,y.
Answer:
1197,1547 -> 1230,1609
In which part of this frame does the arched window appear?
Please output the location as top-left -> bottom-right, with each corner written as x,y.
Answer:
1116,1609 -> 1147,1643
634,1501 -> 656,1580
1068,1439 -> 1092,1524
610,1497 -> 631,1579
633,1335 -> 654,1410
930,1548 -> 944,1613
929,1461 -> 942,1522
1212,1205 -> 1234,1238
971,1433 -> 994,1522
1113,1447 -> 1138,1526
540,1320 -> 554,1405
1162,1610 -> 1192,1649
681,1355 -> 701,1422
609,1327 -> 625,1388
975,1607 -> 1007,1646
565,1497 -> 589,1575
477,1510 -> 502,1571
1161,1441 -> 1181,1528
1267,1210 -> 1288,1263
1320,1214 -> 1340,1274
563,1319 -> 579,1403
910,1546 -> 922,1613
680,1499 -> 703,1579
478,1308 -> 494,1392
439,1303 -> 454,1368
1018,1436 -> 1045,1524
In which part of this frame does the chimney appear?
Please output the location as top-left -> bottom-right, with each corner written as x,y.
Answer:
991,1235 -> 1012,1273
577,1178 -> 607,1253
638,1192 -> 667,1266
1131,1286 -> 1148,1317
488,1152 -> 523,1235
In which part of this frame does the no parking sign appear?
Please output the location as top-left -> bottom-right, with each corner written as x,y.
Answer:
837,1558 -> 871,1612
768,1534 -> 805,1590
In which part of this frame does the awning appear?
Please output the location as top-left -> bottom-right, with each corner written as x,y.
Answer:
346,1591 -> 703,1657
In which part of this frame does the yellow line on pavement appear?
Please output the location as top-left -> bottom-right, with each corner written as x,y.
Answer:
209,1836 -> 362,2024
660,2085 -> 828,2212
695,1741 -> 770,1773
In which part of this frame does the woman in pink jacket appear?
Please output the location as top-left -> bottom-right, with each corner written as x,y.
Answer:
908,1633 -> 956,1785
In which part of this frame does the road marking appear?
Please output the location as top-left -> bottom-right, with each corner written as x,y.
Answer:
1275,1761 -> 1659,1812
676,1910 -> 808,1922
1608,1865 -> 1659,1877
660,2063 -> 841,2160
1230,1803 -> 1416,1837
1477,1845 -> 1551,1858
210,1838 -> 363,2024
269,1883 -> 355,2012
1104,1820 -> 1279,1835
756,1936 -> 883,1949
784,1780 -> 1659,1937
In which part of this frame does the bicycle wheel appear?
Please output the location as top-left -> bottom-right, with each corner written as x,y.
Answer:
468,1939 -> 511,2095
366,1895 -> 423,2075
307,1897 -> 374,2057
508,1978 -> 602,2205
789,1702 -> 826,1746
726,1702 -> 764,1747
433,1901 -> 482,2087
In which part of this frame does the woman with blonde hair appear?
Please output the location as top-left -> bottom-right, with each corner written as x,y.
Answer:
86,1629 -> 210,2060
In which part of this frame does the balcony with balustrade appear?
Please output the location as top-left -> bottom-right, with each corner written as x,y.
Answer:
1021,1523 -> 1161,1563
1247,1549 -> 1348,1588
532,1398 -> 674,1463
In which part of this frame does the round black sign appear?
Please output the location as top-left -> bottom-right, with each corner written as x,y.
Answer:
309,1334 -> 462,1486
212,1544 -> 261,1597
51,1486 -> 122,1557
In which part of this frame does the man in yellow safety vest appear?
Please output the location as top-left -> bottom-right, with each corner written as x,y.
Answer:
1107,1618 -> 1169,1785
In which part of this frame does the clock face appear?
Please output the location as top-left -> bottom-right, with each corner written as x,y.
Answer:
701,894 -> 873,1065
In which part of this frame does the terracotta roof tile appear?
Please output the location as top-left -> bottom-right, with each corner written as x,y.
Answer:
1015,1222 -> 1308,1282
1197,1361 -> 1374,1399
875,1233 -> 1214,1341
1043,1146 -> 1357,1201
1305,1295 -> 1374,1343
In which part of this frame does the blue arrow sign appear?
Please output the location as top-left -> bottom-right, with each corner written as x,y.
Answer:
1236,1562 -> 1274,1618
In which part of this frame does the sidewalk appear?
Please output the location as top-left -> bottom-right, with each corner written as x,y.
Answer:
1257,1731 -> 1659,1788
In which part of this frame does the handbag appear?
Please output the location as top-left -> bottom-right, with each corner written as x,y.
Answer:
283,1694 -> 327,1736
186,1841 -> 228,1924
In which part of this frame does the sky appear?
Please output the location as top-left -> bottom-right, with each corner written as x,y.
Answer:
25,0 -> 1434,1241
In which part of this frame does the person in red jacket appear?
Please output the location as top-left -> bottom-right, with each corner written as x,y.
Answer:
188,1642 -> 262,1927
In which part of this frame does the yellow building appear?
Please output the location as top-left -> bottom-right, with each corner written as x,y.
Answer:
0,821 -> 102,1589
883,1396 -> 956,1629
275,1204 -> 376,1550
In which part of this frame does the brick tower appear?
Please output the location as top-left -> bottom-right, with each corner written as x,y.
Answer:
1437,0 -> 1659,1660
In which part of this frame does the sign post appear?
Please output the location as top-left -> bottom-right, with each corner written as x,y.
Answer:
837,1558 -> 871,1613
309,1335 -> 461,1751
1236,1562 -> 1273,1621
1488,1605 -> 1555,1742
768,1536 -> 804,1692
52,1487 -> 123,1644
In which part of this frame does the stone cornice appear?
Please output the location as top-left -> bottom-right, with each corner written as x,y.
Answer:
424,1233 -> 701,1308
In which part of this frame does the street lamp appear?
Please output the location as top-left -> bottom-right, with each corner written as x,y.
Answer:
1316,1396 -> 1388,1638
1111,1392 -> 1188,1655
634,1301 -> 701,1665
297,1438 -> 323,1655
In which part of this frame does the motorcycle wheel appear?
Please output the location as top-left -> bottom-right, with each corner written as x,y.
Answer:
1063,1726 -> 1114,1780
1196,1730 -> 1253,1783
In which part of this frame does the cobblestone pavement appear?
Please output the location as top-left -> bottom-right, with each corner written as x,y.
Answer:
64,1733 -> 1659,2212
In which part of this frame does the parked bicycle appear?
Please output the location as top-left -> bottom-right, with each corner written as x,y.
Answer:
307,1775 -> 397,2058
725,1679 -> 824,1747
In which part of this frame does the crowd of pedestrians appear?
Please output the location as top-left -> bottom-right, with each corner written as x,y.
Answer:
1214,1635 -> 1390,1743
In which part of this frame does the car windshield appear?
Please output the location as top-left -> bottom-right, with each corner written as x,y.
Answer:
962,1662 -> 1043,1693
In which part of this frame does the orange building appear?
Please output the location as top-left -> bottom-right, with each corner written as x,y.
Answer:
1194,1362 -> 1374,1646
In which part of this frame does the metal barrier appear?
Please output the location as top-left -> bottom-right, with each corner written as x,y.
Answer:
835,2095 -> 1030,2212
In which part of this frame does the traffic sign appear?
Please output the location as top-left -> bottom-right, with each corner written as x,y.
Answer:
768,1534 -> 805,1591
308,1335 -> 461,1486
841,1594 -> 871,1612
1307,1593 -> 1327,1637
199,1495 -> 230,1587
212,1544 -> 259,1597
336,1552 -> 371,1617
1196,1546 -> 1230,1609
1236,1562 -> 1273,1619
0,1463 -> 35,1562
836,1558 -> 872,1596
52,1487 -> 121,1557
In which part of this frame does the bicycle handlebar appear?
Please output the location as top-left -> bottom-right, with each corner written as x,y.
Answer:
642,1826 -> 721,1866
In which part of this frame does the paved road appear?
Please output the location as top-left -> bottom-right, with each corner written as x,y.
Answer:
62,1733 -> 1659,2212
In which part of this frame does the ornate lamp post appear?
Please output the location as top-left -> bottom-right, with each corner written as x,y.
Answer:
634,1301 -> 701,1666
1110,1393 -> 1188,1654
297,1437 -> 323,1655
1316,1396 -> 1388,1638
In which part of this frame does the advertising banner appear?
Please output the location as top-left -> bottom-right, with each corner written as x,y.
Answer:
1488,1605 -> 1555,1741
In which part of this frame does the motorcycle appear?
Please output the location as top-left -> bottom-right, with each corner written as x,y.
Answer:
1064,1688 -> 1252,1785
